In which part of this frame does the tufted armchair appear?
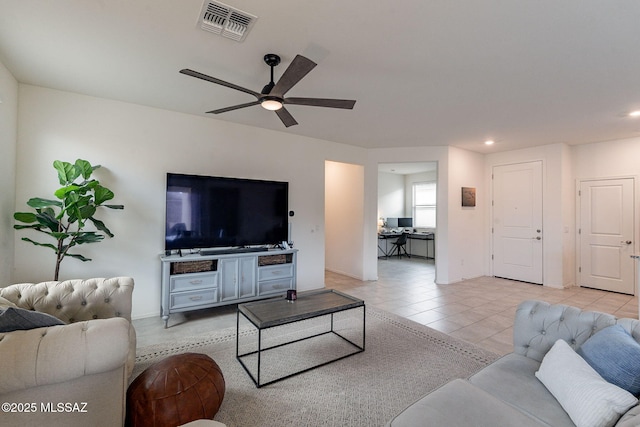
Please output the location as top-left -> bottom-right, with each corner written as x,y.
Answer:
0,277 -> 136,427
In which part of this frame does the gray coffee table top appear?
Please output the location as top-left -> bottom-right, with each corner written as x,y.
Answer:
238,289 -> 364,329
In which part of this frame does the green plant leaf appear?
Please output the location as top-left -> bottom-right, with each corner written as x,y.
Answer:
27,197 -> 62,209
74,232 -> 104,244
14,212 -> 37,223
50,231 -> 71,240
35,211 -> 61,232
41,207 -> 56,217
64,192 -> 79,205
89,217 -> 114,237
75,159 -> 95,180
65,253 -> 92,262
94,185 -> 115,205
14,224 -> 42,230
66,210 -> 82,224
54,184 -> 80,199
84,180 -> 99,191
77,194 -> 93,206
53,160 -> 80,185
63,192 -> 82,223
21,237 -> 58,252
78,205 -> 96,219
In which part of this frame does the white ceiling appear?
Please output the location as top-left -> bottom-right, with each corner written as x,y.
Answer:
1,0 -> 640,154
378,162 -> 437,175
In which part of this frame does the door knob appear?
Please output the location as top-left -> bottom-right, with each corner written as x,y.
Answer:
622,240 -> 632,245
532,236 -> 541,240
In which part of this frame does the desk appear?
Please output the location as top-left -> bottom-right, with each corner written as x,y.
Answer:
378,233 -> 402,258
378,232 -> 435,259
408,233 -> 435,259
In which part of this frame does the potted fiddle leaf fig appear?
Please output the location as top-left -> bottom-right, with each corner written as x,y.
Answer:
13,159 -> 124,280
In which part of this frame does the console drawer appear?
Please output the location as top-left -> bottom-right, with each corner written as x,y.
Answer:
170,272 -> 218,292
258,278 -> 293,295
258,264 -> 293,281
170,288 -> 218,310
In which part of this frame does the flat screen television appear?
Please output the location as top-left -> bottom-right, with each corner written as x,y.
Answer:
165,173 -> 289,251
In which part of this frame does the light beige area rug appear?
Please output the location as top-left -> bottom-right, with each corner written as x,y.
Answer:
133,306 -> 500,427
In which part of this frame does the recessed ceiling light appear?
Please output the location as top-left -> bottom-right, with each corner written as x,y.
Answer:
484,140 -> 495,145
630,111 -> 640,118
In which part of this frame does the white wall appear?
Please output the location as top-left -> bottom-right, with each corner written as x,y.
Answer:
0,60 -> 18,284
377,172 -> 404,221
325,161 -> 364,279
14,85 -> 367,318
560,143 -> 575,286
572,137 -> 640,179
446,147 -> 485,282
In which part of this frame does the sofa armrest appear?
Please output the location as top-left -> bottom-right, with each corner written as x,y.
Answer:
616,404 -> 640,427
0,317 -> 130,394
513,300 -> 617,362
0,277 -> 134,323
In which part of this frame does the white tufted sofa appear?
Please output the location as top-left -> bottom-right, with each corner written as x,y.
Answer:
388,299 -> 640,427
0,277 -> 136,427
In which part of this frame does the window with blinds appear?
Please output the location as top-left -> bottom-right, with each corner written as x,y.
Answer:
412,182 -> 436,228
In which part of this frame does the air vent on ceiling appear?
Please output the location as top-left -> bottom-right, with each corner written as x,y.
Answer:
199,0 -> 257,42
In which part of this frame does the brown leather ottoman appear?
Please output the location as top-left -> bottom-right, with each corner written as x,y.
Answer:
126,353 -> 225,427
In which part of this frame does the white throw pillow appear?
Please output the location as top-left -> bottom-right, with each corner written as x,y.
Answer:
535,339 -> 638,427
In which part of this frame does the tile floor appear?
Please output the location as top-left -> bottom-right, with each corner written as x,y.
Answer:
133,256 -> 638,356
329,257 -> 637,355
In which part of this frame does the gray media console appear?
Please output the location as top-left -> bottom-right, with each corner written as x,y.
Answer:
160,248 -> 298,328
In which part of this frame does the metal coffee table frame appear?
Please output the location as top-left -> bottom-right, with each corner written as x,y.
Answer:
236,289 -> 365,388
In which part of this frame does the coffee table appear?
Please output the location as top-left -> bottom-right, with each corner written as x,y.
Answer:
236,289 -> 365,387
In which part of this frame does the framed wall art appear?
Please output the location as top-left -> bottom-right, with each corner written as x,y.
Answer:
461,187 -> 476,207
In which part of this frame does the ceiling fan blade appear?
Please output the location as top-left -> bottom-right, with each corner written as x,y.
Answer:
206,100 -> 261,114
284,97 -> 356,109
180,69 -> 260,98
271,55 -> 317,97
275,107 -> 298,127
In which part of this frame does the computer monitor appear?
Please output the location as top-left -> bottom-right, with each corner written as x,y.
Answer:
386,217 -> 398,228
398,217 -> 413,227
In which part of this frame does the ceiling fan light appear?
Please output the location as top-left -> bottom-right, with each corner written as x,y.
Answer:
261,99 -> 283,111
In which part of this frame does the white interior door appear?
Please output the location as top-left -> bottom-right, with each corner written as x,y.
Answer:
492,161 -> 543,284
579,178 -> 635,294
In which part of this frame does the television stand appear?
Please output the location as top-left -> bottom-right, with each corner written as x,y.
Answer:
160,248 -> 298,328
201,247 -> 266,256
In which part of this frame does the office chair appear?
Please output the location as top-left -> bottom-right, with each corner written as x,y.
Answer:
390,233 -> 410,258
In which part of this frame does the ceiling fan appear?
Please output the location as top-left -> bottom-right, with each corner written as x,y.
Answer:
180,53 -> 356,127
